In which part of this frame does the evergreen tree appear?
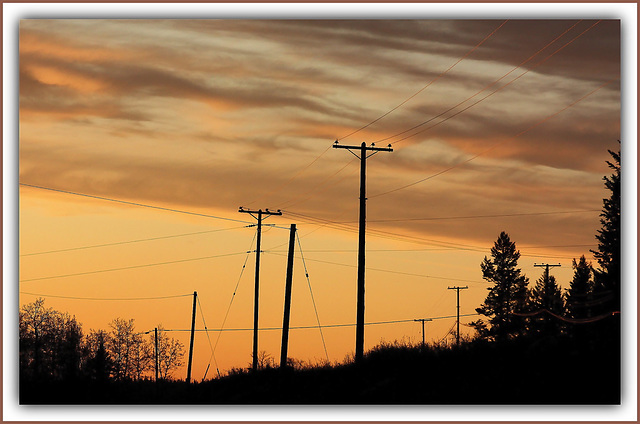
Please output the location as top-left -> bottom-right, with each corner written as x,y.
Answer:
471,232 -> 529,341
565,255 -> 595,319
83,329 -> 112,382
529,267 -> 564,335
591,147 -> 620,312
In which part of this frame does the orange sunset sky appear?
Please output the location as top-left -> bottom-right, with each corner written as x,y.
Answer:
14,12 -> 628,389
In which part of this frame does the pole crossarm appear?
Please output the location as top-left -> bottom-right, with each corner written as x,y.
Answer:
238,207 -> 283,217
534,263 -> 562,271
414,318 -> 432,346
333,141 -> 393,154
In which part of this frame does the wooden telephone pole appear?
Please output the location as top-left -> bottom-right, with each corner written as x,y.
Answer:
186,291 -> 197,383
238,207 -> 282,371
448,286 -> 468,345
414,318 -> 432,346
333,141 -> 392,363
280,224 -> 296,368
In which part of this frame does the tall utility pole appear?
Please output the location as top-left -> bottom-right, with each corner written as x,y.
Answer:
239,207 -> 283,372
448,286 -> 468,345
333,141 -> 392,363
414,318 -> 432,346
280,224 -> 296,369
186,291 -> 197,383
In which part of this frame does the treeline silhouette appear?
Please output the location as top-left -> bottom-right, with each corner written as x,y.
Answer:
19,299 -> 185,402
19,147 -> 620,404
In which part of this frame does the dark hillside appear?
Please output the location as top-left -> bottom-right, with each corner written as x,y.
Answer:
20,328 -> 620,405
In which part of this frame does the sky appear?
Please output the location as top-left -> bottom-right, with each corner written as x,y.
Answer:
16,16 -> 624,386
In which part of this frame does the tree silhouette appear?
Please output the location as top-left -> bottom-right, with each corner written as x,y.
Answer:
107,318 -> 140,381
154,325 -> 185,380
591,147 -> 620,312
19,298 -> 83,381
565,256 -> 595,320
529,268 -> 564,335
471,232 -> 529,341
83,329 -> 111,382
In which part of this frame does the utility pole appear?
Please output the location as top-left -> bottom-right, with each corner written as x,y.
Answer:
186,291 -> 197,384
239,207 -> 283,372
448,286 -> 468,345
414,318 -> 432,346
333,141 -> 392,364
154,327 -> 159,383
280,224 -> 296,369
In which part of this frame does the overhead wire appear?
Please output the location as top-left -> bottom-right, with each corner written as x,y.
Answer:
373,19 -> 586,146
243,144 -> 334,208
295,232 -> 330,362
341,209 -> 601,224
276,210 -> 594,260
19,183 -> 251,225
387,20 -> 602,146
244,20 -> 509,209
20,251 -> 251,283
196,295 -> 219,380
18,292 -> 192,301
163,312 -> 480,333
369,74 -> 617,198
212,231 -> 257,355
265,251 -> 483,285
514,309 -> 619,324
338,20 -> 509,141
21,225 -> 250,257
276,158 -> 358,210
271,21 -> 594,211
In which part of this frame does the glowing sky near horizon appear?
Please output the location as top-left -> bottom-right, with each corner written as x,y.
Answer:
18,18 -> 620,378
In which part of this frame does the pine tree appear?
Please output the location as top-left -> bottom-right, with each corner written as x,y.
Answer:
529,267 -> 564,335
591,147 -> 620,312
565,255 -> 595,320
471,232 -> 529,341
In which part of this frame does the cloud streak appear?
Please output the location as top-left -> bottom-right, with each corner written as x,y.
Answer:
19,19 -> 620,252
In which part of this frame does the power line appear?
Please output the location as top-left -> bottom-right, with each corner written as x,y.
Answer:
369,75 -> 617,198
386,20 -> 601,146
514,309 -> 619,324
344,209 -> 601,224
296,231 -> 329,362
244,145 -> 334,208
295,20 -> 589,212
213,232 -> 256,354
196,295 -> 219,380
265,251 -> 483,285
276,158 -> 358,210
19,292 -> 192,301
20,251 -> 250,283
19,183 -> 251,225
282,210 -> 591,258
163,312 -> 480,333
338,20 -> 509,141
373,19 -> 587,146
21,226 -> 249,257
